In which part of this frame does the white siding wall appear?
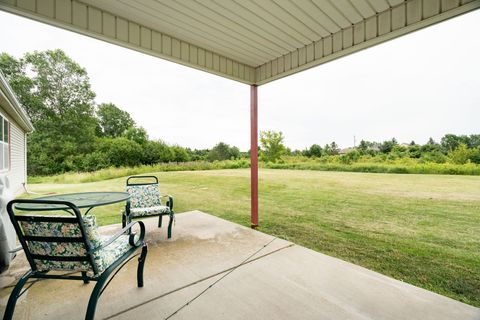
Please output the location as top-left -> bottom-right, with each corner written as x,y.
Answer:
9,120 -> 26,196
0,107 -> 27,196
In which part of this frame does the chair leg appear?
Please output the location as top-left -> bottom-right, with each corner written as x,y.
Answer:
82,271 -> 90,284
137,244 -> 148,288
85,245 -> 146,319
158,215 -> 163,228
167,214 -> 174,239
122,213 -> 126,228
85,274 -> 109,320
3,271 -> 33,320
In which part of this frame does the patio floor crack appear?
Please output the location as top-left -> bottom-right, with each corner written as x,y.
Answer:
103,239 -> 294,320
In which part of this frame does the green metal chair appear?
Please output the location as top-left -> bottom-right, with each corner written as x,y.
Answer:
3,199 -> 148,320
123,176 -> 174,239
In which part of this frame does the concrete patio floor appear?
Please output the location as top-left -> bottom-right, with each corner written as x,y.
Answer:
0,211 -> 478,320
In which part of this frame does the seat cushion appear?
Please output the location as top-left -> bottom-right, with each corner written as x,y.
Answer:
92,235 -> 133,275
22,215 -> 133,276
130,205 -> 171,217
33,234 -> 133,277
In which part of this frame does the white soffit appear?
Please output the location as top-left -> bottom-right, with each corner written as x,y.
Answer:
0,0 -> 479,85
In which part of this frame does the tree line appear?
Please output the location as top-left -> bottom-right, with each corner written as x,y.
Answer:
0,50 -> 244,175
265,133 -> 480,165
1,49 -> 478,176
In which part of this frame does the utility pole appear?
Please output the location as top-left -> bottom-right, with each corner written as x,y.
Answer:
354,135 -> 356,148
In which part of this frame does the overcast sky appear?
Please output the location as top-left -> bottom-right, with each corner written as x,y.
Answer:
0,10 -> 479,150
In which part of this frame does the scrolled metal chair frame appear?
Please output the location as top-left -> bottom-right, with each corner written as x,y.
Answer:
3,199 -> 148,320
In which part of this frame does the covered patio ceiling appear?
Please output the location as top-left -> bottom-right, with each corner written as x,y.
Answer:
1,0 -> 479,85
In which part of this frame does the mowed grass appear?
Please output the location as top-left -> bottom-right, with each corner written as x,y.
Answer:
25,169 -> 480,307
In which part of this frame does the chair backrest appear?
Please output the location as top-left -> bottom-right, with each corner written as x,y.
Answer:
7,199 -> 101,275
126,175 -> 158,186
126,176 -> 162,208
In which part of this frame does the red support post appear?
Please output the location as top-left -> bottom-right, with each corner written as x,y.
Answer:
250,85 -> 259,228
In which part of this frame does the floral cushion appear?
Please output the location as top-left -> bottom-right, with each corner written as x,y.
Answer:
32,235 -> 132,277
20,215 -> 102,247
126,184 -> 163,209
20,215 -> 133,277
130,205 -> 171,217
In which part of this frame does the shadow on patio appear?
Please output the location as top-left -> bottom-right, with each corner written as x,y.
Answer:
1,211 -> 478,320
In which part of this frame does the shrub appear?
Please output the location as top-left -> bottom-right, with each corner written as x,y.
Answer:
97,138 -> 143,167
448,144 -> 471,165
142,140 -> 175,164
340,150 -> 360,164
28,159 -> 251,184
171,145 -> 190,162
80,151 -> 110,171
379,138 -> 398,154
470,147 -> 480,164
420,151 -> 447,164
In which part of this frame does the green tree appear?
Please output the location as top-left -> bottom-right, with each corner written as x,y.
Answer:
260,130 -> 286,162
330,142 -> 340,155
357,140 -> 371,155
323,142 -> 339,156
96,103 -> 135,137
0,50 -> 98,175
470,147 -> 480,164
468,135 -> 480,149
427,137 -> 437,145
441,134 -> 468,152
186,148 -> 209,161
408,144 -> 421,158
0,53 -> 39,121
323,143 -> 331,155
171,145 -> 190,162
421,138 -> 442,153
379,138 -> 398,154
357,140 -> 379,156
207,142 -> 240,161
308,144 -> 323,157
123,127 -> 148,145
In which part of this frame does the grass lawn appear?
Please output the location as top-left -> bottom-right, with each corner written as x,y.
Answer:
24,169 -> 480,307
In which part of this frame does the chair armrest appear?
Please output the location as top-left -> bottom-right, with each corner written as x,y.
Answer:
161,195 -> 174,210
90,221 -> 146,253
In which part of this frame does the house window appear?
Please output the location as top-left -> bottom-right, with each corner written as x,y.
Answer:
0,115 -> 10,171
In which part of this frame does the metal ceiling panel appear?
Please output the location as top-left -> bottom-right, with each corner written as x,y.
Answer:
311,0 -> 353,28
332,0 -> 365,23
0,0 -> 478,85
272,0 -> 330,37
351,0 -> 378,18
367,0 -> 391,12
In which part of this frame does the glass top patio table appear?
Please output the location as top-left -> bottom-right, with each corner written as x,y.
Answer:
14,192 -> 130,212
